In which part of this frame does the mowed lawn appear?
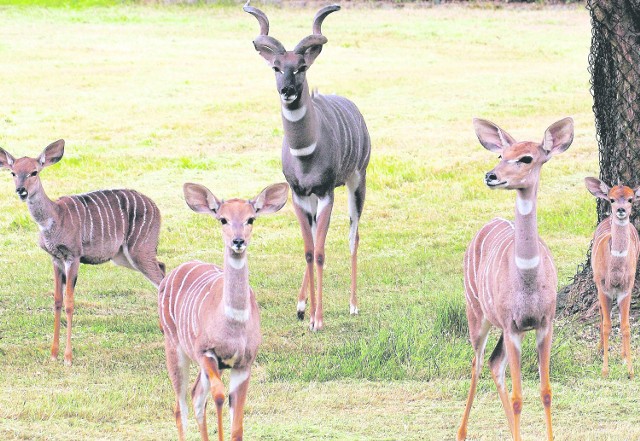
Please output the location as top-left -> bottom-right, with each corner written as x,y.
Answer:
0,3 -> 636,440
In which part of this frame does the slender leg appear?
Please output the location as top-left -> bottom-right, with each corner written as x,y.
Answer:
346,174 -> 365,315
488,333 -> 514,435
598,291 -> 613,378
192,369 -> 212,441
165,342 -> 190,441
312,194 -> 334,331
51,260 -> 65,361
292,195 -> 316,326
504,332 -> 524,441
457,320 -> 491,441
297,267 -> 309,320
229,368 -> 251,441
132,253 -> 166,289
63,259 -> 80,366
618,293 -> 634,379
202,356 -> 225,441
537,325 -> 554,441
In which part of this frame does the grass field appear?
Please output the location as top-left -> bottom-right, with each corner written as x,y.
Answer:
0,2 -> 637,440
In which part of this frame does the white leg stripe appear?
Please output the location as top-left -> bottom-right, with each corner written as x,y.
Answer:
297,300 -> 306,312
289,142 -> 317,157
229,368 -> 249,395
515,255 -> 539,270
316,195 -> 331,218
282,104 -> 307,122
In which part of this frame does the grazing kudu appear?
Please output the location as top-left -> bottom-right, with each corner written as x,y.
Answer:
244,2 -> 371,331
0,140 -> 165,366
159,182 -> 288,441
585,177 -> 640,379
457,118 -> 574,441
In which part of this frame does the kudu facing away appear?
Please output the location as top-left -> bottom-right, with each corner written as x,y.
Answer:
585,177 -> 640,379
244,2 -> 371,331
457,118 -> 574,441
0,140 -> 165,366
159,182 -> 288,441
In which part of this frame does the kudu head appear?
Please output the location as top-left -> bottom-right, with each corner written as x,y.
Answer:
0,139 -> 65,202
585,177 -> 640,223
244,1 -> 340,106
473,117 -> 574,191
183,182 -> 289,256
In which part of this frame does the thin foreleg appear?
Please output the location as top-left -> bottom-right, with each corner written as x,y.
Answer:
229,368 -> 251,441
598,291 -> 613,378
311,193 -> 334,331
63,259 -> 80,366
505,332 -> 524,441
202,356 -> 225,441
488,333 -> 514,435
537,325 -> 554,441
51,261 -> 65,361
346,174 -> 366,315
619,293 -> 634,379
292,196 -> 316,324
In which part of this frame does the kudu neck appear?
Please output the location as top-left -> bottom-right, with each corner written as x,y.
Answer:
513,185 -> 541,273
222,249 -> 251,313
26,183 -> 59,229
281,81 -> 318,151
610,217 -> 632,258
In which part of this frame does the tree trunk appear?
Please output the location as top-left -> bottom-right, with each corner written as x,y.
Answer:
561,0 -> 640,317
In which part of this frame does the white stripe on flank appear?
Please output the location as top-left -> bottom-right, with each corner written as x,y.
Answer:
289,142 -> 317,157
611,248 -> 628,257
86,194 -> 105,241
515,254 -> 540,270
224,305 -> 250,322
516,195 -> 533,216
282,104 -> 307,122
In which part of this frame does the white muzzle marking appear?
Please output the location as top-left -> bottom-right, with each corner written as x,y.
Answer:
515,255 -> 540,270
282,105 -> 307,122
289,142 -> 317,157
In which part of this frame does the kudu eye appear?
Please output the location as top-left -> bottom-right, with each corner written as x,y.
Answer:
29,171 -> 38,177
295,66 -> 307,74
610,198 -> 615,204
628,198 -> 633,204
246,217 -> 255,225
10,171 -> 15,177
272,66 -> 282,74
518,156 -> 533,164
220,218 -> 228,225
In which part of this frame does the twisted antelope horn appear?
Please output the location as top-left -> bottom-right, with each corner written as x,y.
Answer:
244,0 -> 286,55
312,5 -> 340,35
243,0 -> 269,35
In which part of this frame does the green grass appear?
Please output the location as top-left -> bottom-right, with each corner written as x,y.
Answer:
0,3 -> 634,440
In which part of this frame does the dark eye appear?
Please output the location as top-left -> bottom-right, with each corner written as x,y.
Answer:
30,171 -> 38,177
273,66 -> 281,73
610,199 -> 615,204
629,199 -> 633,203
247,217 -> 255,225
498,155 -> 502,159
518,156 -> 533,164
10,172 -> 15,177
220,218 -> 228,225
297,66 -> 307,73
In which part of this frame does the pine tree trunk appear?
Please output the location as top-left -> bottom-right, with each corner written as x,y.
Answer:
561,0 -> 640,317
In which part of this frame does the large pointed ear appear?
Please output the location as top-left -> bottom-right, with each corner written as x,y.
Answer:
472,118 -> 516,153
0,147 -> 16,169
294,35 -> 328,67
542,117 -> 573,157
37,139 -> 65,168
183,183 -> 222,215
251,182 -> 289,216
585,177 -> 610,200
253,35 -> 286,65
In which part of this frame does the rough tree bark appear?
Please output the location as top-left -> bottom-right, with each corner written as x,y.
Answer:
561,0 -> 640,317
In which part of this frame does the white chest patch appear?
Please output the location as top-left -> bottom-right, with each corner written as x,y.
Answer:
38,218 -> 54,232
611,248 -> 628,258
615,218 -> 630,227
289,142 -> 317,157
516,196 -> 533,216
224,304 -> 250,322
282,105 -> 307,122
515,255 -> 540,270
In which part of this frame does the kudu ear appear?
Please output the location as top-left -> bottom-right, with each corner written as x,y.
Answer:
183,183 -> 222,215
542,117 -> 573,158
38,139 -> 65,168
472,118 -> 516,153
253,35 -> 286,65
251,182 -> 289,216
634,185 -> 640,202
585,177 -> 610,200
0,147 -> 16,169
294,35 -> 328,67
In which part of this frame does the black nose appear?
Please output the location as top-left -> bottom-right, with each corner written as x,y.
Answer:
232,238 -> 245,247
485,172 -> 498,182
280,85 -> 296,96
618,208 -> 626,214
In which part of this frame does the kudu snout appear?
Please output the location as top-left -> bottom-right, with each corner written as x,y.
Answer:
16,186 -> 28,200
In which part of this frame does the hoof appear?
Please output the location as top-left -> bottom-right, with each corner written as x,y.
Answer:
297,300 -> 306,321
602,369 -> 609,378
64,358 -> 72,367
297,310 -> 305,320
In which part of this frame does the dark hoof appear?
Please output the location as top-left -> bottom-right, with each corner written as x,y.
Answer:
297,310 -> 305,320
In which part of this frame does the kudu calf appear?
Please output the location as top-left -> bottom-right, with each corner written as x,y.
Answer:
585,177 -> 640,379
457,118 -> 574,441
244,2 -> 371,331
159,182 -> 288,441
0,140 -> 165,366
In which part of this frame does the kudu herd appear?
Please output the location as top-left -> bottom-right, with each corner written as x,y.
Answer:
2,3 -> 636,441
